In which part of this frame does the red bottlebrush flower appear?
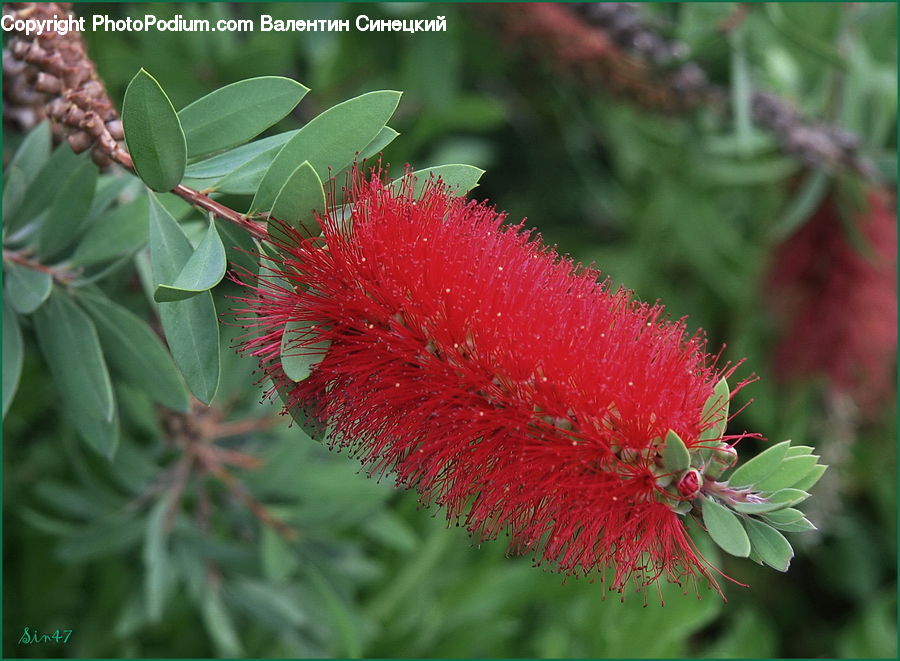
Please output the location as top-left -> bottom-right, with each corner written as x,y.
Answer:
768,190 -> 898,415
234,168 -> 747,596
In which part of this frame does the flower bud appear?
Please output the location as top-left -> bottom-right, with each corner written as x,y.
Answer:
676,469 -> 702,498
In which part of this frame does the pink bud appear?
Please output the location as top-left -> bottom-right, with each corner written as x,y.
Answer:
677,469 -> 702,498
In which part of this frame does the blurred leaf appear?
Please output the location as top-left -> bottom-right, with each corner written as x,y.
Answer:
37,160 -> 98,259
56,515 -> 145,562
32,288 -> 118,457
663,429 -> 691,472
71,195 -> 151,267
6,143 -> 83,233
4,261 -> 52,314
179,76 -> 309,158
143,497 -> 174,622
280,320 -> 330,382
728,440 -> 791,487
753,454 -> 819,492
729,25 -> 754,156
227,577 -> 307,628
743,516 -> 793,571
393,164 -> 484,197
269,160 -> 325,239
251,90 -> 402,212
837,594 -> 897,658
2,166 -> 27,220
201,586 -> 244,658
154,218 -> 227,302
305,561 -> 364,658
2,302 -> 23,418
260,525 -> 300,582
771,170 -> 831,239
123,69 -> 187,191
8,120 -> 52,184
148,194 -> 221,403
702,498 -> 751,557
78,290 -> 190,411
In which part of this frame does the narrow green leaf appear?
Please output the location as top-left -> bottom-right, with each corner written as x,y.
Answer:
359,126 -> 400,161
3,166 -> 27,220
32,289 -> 118,457
8,120 -> 52,184
727,440 -> 791,487
743,517 -> 793,572
767,517 -> 817,533
78,291 -> 190,411
57,515 -> 143,562
2,302 -> 24,418
7,143 -> 83,232
148,195 -> 220,403
662,429 -> 691,473
144,497 -> 172,621
228,578 -> 307,628
761,508 -> 805,525
251,90 -> 402,212
393,164 -> 485,197
702,498 -> 751,557
202,587 -> 244,658
753,454 -> 819,492
261,525 -> 299,582
790,463 -> 828,491
154,219 -> 227,302
179,76 -> 309,158
122,69 -> 187,191
71,195 -> 151,267
4,261 -> 52,314
731,488 -> 810,514
184,131 -> 296,180
280,320 -> 330,382
699,377 -> 730,441
37,160 -> 98,259
269,160 -> 326,240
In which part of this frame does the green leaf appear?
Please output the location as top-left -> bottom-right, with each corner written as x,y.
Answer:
743,517 -> 793,572
154,219 -> 227,302
359,126 -> 400,161
179,76 -> 309,158
227,577 -> 307,628
753,454 -> 819,492
148,194 -> 220,403
4,261 -> 52,314
731,488 -> 810,514
260,525 -> 299,582
57,515 -> 143,562
32,289 -> 118,457
37,160 -> 98,259
767,517 -> 817,533
8,120 -> 52,184
269,160 -> 326,240
2,166 -> 27,220
71,195 -> 151,267
702,498 -> 751,557
2,302 -> 23,419
250,90 -> 402,213
393,164 -> 485,197
202,587 -> 244,658
122,69 -> 187,191
784,445 -> 814,457
184,131 -> 296,180
761,508 -> 805,525
144,497 -> 173,622
6,143 -> 83,233
662,429 -> 691,472
280,320 -> 330,382
699,377 -> 730,441
791,463 -> 828,491
78,291 -> 189,411
727,440 -> 791,487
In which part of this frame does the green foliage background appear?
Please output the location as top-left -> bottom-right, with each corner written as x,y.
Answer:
3,3 -> 896,658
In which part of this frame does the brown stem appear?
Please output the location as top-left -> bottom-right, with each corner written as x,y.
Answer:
109,149 -> 270,241
2,248 -> 80,284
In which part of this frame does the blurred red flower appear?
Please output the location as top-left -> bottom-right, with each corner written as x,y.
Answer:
235,169 -> 745,596
769,189 -> 898,415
